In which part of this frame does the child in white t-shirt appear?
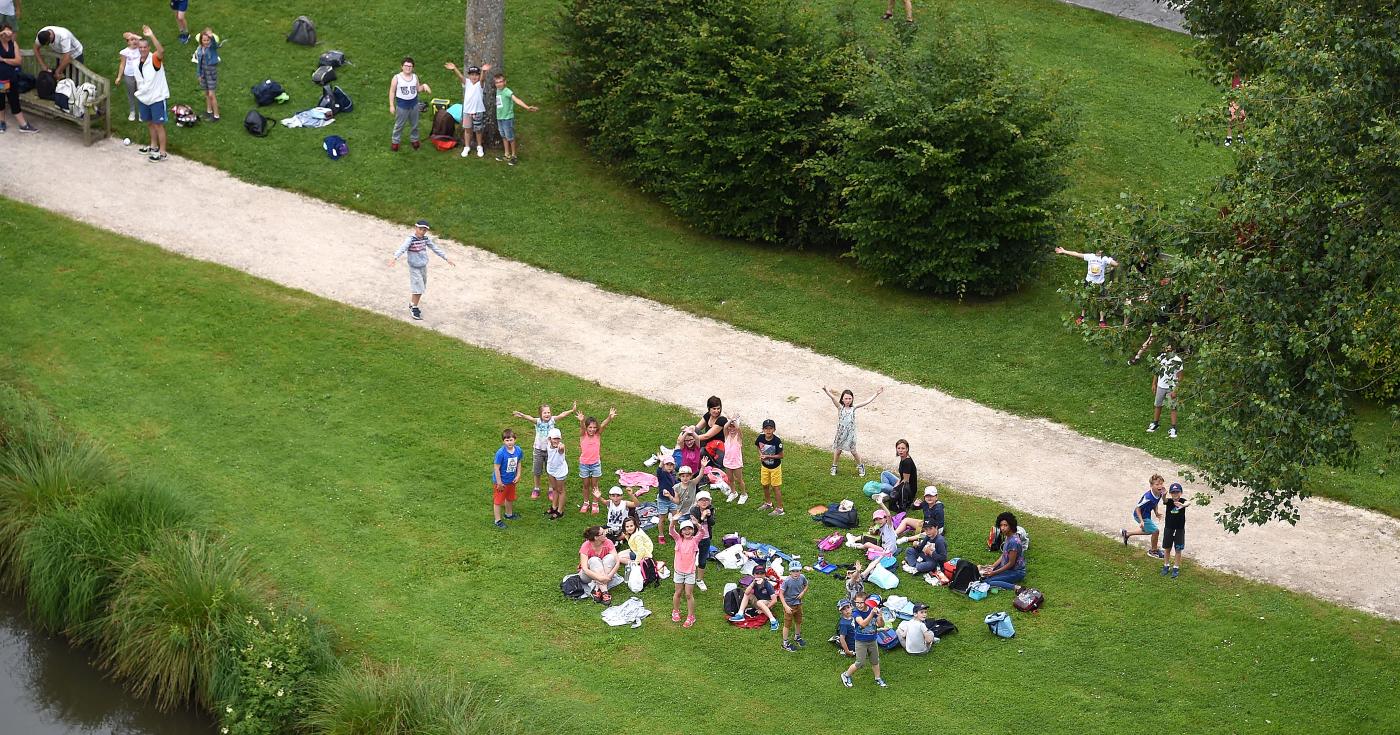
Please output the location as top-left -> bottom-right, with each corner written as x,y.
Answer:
1055,246 -> 1118,327
444,61 -> 491,158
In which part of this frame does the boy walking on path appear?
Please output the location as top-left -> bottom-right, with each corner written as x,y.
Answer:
1054,245 -> 1117,326
780,563 -> 808,652
1148,346 -> 1184,438
387,219 -> 454,320
1161,482 -> 1187,577
491,428 -> 523,529
754,419 -> 785,515
491,71 -> 537,166
444,61 -> 489,158
1122,474 -> 1166,559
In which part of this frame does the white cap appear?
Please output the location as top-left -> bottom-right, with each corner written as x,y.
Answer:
547,427 -> 562,439
924,486 -> 939,497
678,519 -> 695,530
695,490 -> 712,501
608,486 -> 623,496
678,465 -> 693,475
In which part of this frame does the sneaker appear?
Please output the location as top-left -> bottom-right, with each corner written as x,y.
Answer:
179,33 -> 190,44
1147,548 -> 1166,559
683,615 -> 696,628
201,112 -> 216,122
658,535 -> 667,545
1160,564 -> 1170,576
1171,566 -> 1180,578
411,140 -> 421,150
770,508 -> 785,516
901,563 -> 917,574
1120,529 -> 1129,545
724,491 -> 738,503
148,152 -> 167,162
841,673 -> 853,688
875,678 -> 888,688
728,613 -> 746,622
496,156 -> 507,162
1128,355 -> 1141,366
211,115 -> 220,122
128,111 -> 137,122
737,493 -> 748,505
1075,315 -> 1085,325
769,619 -> 779,631
410,306 -> 422,320
1225,136 -> 1233,147
829,465 -> 838,477
590,501 -> 600,514
503,513 -> 520,520
672,609 -> 681,622
1168,427 -> 1178,439
782,642 -> 797,653
530,487 -> 540,500
1147,421 -> 1159,433
138,145 -> 154,153
1098,320 -> 1108,328
15,122 -> 37,133
579,502 -> 589,514
493,519 -> 506,529
795,636 -> 806,648
696,580 -> 708,592
461,147 -> 471,158
507,157 -> 516,166
924,573 -> 940,586
857,464 -> 866,477
476,144 -> 484,158
758,502 -> 772,511
0,121 -> 6,132
391,143 -> 400,152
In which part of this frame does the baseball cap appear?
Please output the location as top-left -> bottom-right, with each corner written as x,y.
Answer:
678,465 -> 693,475
695,490 -> 712,501
762,419 -> 775,429
414,219 -> 430,229
838,599 -> 853,610
912,603 -> 929,613
865,598 -> 881,609
677,519 -> 694,530
547,427 -> 562,439
608,486 -> 623,496
1169,483 -> 1184,493
466,65 -> 481,74
662,455 -> 676,465
924,486 -> 939,497
873,509 -> 889,519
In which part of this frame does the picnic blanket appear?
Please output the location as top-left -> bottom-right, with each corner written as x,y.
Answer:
615,469 -> 658,489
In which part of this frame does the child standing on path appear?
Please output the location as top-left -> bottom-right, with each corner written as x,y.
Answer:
576,407 -> 617,514
1122,474 -> 1166,559
1161,482 -> 1187,577
780,563 -> 809,652
721,416 -> 747,505
841,596 -> 887,687
670,517 -> 700,628
388,57 -> 431,151
1054,245 -> 1118,326
491,71 -> 537,166
443,61 -> 490,158
387,219 -> 454,321
490,428 -> 523,529
1148,346 -> 1184,438
754,419 -> 785,516
544,427 -> 569,519
824,386 -> 884,477
512,402 -> 576,499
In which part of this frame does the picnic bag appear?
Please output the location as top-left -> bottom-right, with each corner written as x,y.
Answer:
322,134 -> 348,159
875,628 -> 900,650
947,559 -> 981,594
311,64 -> 337,85
252,79 -> 285,106
816,506 -> 858,529
627,562 -> 645,593
318,50 -> 347,68
560,574 -> 589,600
967,581 -> 991,601
318,84 -> 353,114
1013,588 -> 1044,612
244,109 -> 273,137
984,611 -> 1015,638
287,15 -> 317,46
817,532 -> 843,552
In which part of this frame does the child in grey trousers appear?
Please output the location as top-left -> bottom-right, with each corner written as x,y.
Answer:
387,219 -> 454,320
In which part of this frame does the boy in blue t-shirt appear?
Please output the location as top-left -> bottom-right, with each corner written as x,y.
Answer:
491,428 -> 524,529
1121,474 -> 1166,558
835,599 -> 857,657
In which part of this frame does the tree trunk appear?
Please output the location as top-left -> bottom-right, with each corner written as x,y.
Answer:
465,0 -> 506,147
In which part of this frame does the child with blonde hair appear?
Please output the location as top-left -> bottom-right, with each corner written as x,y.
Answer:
721,415 -> 747,504
823,386 -> 884,477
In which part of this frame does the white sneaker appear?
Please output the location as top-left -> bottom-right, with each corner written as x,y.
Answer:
476,144 -> 484,157
460,147 -> 470,158
925,573 -> 940,586
1169,427 -> 1178,439
737,493 -> 748,505
830,466 -> 838,476
725,491 -> 738,503
901,563 -> 917,574
696,580 -> 708,592
128,110 -> 137,122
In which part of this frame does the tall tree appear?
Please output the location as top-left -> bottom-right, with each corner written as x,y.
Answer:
465,0 -> 505,145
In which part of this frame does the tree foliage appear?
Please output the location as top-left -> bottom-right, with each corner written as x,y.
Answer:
1073,0 -> 1400,529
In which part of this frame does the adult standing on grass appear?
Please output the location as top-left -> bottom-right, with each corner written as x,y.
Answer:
979,511 -> 1027,590
0,0 -> 18,35
0,23 -> 37,134
1147,345 -> 1183,438
132,26 -> 170,163
192,27 -> 221,122
33,24 -> 83,78
491,71 -> 537,166
170,0 -> 191,44
387,219 -> 454,321
1054,245 -> 1117,327
1122,475 -> 1166,559
388,57 -> 431,151
114,31 -> 141,122
577,526 -> 621,605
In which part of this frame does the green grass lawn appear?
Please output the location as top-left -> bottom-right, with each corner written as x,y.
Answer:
3,202 -> 1398,733
26,0 -> 1394,516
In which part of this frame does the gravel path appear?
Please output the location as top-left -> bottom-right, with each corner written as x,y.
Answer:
2,132 -> 1396,620
1057,0 -> 1186,33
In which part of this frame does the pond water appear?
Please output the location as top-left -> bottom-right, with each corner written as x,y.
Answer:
0,595 -> 213,735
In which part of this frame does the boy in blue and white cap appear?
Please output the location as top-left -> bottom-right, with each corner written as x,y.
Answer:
387,219 -> 454,320
1160,482 -> 1187,577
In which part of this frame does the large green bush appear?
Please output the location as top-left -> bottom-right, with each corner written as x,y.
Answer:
556,0 -> 1072,292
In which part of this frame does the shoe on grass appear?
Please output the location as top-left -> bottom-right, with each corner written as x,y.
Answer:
875,678 -> 888,688
795,636 -> 806,648
782,642 -> 796,653
477,144 -> 484,157
857,464 -> 866,477
830,465 -> 838,477
1148,548 -> 1166,559
683,615 -> 696,628
493,520 -> 506,530
411,140 -> 421,150
696,580 -> 708,592
1160,564 -> 1170,576
1169,427 -> 1178,439
1120,529 -> 1129,545
729,613 -> 746,622
127,111 -> 137,122
391,143 -> 400,151
461,147 -> 471,158
770,508 -> 785,516
901,563 -> 917,574
769,619 -> 779,631
758,502 -> 772,511
737,493 -> 748,505
530,487 -> 540,499
503,513 -> 519,520
1171,567 -> 1180,578
1147,421 -> 1159,433
671,609 -> 681,622
841,672 -> 853,687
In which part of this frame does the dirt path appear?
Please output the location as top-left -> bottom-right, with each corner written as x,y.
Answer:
3,132 -> 1396,620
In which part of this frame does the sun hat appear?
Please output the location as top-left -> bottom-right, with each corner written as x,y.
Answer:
547,427 -> 562,439
1169,482 -> 1184,493
608,486 -> 623,496
695,490 -> 712,501
678,465 -> 693,475
924,486 -> 939,497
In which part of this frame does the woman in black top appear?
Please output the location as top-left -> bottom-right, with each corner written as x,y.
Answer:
0,24 -> 37,133
875,439 -> 917,514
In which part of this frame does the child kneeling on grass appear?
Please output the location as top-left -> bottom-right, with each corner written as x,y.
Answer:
670,517 -> 700,628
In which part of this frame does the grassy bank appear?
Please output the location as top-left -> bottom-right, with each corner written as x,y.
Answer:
2,201 -> 1396,733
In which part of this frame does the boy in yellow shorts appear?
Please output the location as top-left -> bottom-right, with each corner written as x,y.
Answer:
754,419 -> 785,516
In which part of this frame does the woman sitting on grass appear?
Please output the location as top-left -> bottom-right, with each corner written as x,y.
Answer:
979,512 -> 1027,590
578,526 -> 621,604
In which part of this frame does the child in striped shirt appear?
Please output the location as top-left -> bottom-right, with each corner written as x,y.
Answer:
387,219 -> 454,320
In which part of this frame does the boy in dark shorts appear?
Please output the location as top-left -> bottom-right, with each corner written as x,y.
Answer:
1161,482 -> 1187,577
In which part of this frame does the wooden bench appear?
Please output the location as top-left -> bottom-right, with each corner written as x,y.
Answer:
16,49 -> 111,145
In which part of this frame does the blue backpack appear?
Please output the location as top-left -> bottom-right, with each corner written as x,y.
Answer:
984,611 -> 1015,638
323,135 -> 348,160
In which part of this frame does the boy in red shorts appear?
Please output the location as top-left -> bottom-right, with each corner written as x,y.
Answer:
492,428 -> 524,529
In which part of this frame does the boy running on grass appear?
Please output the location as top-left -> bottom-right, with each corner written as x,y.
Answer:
754,418 -> 785,515
1122,474 -> 1166,559
1148,345 -> 1184,438
491,428 -> 523,529
491,71 -> 537,166
387,219 -> 454,321
780,562 -> 808,652
1161,482 -> 1187,577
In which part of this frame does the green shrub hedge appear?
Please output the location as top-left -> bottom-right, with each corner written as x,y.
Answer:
556,0 -> 1072,294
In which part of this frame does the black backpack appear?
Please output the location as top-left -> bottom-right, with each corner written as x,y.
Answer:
560,574 -> 589,600
639,558 -> 660,588
926,617 -> 958,637
816,507 -> 858,529
947,559 -> 981,594
430,108 -> 458,139
244,109 -> 273,137
251,79 -> 284,106
35,70 -> 57,100
12,71 -> 36,94
311,65 -> 336,85
318,85 -> 352,114
287,15 -> 317,46
318,50 -> 347,68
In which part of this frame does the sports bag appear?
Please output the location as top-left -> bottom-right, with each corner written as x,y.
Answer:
252,79 -> 285,106
172,104 -> 199,127
12,71 -> 36,94
51,78 -> 75,111
985,611 -> 1015,638
1013,588 -> 1044,612
36,70 -> 57,100
244,109 -> 273,137
863,480 -> 884,498
875,628 -> 900,650
723,587 -> 745,618
926,618 -> 958,637
318,50 -> 347,68
817,532 -> 843,552
318,84 -> 353,114
968,581 -> 990,601
322,134 -> 348,159
311,64 -> 336,85
988,525 -> 1031,553
429,108 -> 458,150
947,559 -> 981,594
287,15 -> 317,46
560,574 -> 589,600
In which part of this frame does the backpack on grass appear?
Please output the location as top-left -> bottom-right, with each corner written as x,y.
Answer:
561,574 -> 589,600
926,617 -> 958,637
322,134 -> 348,159
985,611 -> 1015,638
244,109 -> 273,137
947,559 -> 981,594
430,108 -> 458,150
252,79 -> 285,106
875,628 -> 900,650
318,50 -> 347,68
1014,588 -> 1044,613
172,104 -> 199,127
311,64 -> 336,85
318,84 -> 353,114
287,16 -> 317,46
639,558 -> 660,588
